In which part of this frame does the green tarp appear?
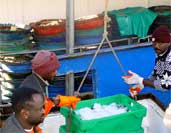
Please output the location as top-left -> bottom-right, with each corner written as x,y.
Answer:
157,11 -> 171,16
108,7 -> 157,38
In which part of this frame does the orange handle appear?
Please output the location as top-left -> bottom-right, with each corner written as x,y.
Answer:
57,95 -> 80,109
129,87 -> 141,94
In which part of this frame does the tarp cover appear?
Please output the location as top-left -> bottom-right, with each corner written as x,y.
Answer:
108,7 -> 157,38
157,11 -> 171,16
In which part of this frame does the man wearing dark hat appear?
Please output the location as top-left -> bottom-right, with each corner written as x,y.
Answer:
19,50 -> 60,116
19,50 -> 80,114
20,50 -> 60,93
122,25 -> 171,94
16,50 -> 60,133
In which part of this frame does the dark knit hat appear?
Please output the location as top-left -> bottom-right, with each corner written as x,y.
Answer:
32,50 -> 60,77
152,25 -> 171,43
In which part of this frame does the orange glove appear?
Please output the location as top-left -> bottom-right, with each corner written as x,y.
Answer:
57,95 -> 80,109
129,85 -> 142,97
44,97 -> 54,116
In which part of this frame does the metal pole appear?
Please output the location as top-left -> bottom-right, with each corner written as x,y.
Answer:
65,71 -> 74,96
66,0 -> 75,54
66,0 -> 75,96
0,65 -> 2,104
0,86 -> 2,104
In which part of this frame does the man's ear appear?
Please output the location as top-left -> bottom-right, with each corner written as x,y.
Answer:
21,108 -> 29,119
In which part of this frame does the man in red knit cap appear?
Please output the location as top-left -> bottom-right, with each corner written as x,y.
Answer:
32,50 -> 59,82
122,25 -> 171,95
19,50 -> 60,131
20,50 -> 60,96
19,50 -> 80,132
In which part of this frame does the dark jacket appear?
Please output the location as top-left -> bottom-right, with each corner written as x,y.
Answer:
1,115 -> 38,133
19,73 -> 48,94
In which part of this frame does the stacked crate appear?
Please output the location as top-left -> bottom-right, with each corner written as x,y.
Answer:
60,94 -> 146,133
31,19 -> 66,51
75,14 -> 104,45
0,24 -> 32,53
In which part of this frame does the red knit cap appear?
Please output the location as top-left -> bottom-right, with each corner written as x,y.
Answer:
152,25 -> 171,43
32,50 -> 60,77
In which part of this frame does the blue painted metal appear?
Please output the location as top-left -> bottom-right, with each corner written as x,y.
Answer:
0,61 -> 31,74
75,36 -> 102,45
48,85 -> 92,98
57,44 -> 170,107
2,43 -> 169,106
48,85 -> 65,97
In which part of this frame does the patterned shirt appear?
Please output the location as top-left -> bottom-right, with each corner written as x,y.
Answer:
149,45 -> 171,90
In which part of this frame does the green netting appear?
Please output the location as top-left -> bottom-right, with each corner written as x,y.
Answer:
75,27 -> 104,37
108,7 -> 157,38
0,44 -> 28,53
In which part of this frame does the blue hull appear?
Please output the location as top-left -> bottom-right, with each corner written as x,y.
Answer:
1,43 -> 170,106
57,43 -> 170,107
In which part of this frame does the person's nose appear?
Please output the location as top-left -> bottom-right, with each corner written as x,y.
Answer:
153,42 -> 160,49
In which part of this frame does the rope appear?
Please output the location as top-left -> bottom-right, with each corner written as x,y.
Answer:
104,0 -> 108,34
76,37 -> 105,94
75,0 -> 127,95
